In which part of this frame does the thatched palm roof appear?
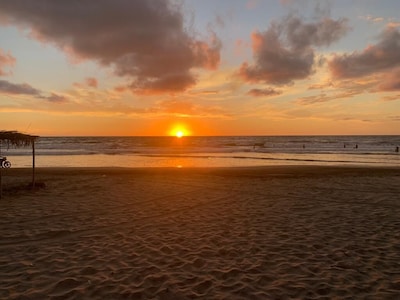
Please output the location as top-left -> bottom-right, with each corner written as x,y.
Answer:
0,131 -> 39,198
0,130 -> 39,147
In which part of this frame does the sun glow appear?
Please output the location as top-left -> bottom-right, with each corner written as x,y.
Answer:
169,124 -> 190,138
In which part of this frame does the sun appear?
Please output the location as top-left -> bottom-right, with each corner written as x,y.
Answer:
169,124 -> 190,138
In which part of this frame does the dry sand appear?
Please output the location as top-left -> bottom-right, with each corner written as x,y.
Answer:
0,166 -> 399,299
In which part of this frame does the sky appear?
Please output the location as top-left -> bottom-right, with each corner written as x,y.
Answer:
0,0 -> 399,136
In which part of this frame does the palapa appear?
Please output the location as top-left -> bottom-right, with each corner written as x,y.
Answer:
0,131 -> 39,198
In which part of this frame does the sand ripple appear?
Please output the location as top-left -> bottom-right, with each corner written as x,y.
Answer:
0,167 -> 399,299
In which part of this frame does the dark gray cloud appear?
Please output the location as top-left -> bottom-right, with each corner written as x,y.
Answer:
38,93 -> 69,103
0,79 -> 68,103
0,79 -> 41,95
247,88 -> 282,97
284,15 -> 349,50
329,27 -> 400,79
0,0 -> 221,94
239,15 -> 348,85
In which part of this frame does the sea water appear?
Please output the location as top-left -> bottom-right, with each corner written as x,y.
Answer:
1,136 -> 399,168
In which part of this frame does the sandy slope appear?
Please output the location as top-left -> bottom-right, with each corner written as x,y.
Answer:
0,166 -> 399,299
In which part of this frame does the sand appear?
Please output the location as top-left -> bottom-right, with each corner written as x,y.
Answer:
0,166 -> 399,299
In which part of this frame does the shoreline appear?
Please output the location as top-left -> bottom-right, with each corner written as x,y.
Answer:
5,147 -> 400,169
5,163 -> 400,170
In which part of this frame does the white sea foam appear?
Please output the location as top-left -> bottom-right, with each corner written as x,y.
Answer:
1,136 -> 399,167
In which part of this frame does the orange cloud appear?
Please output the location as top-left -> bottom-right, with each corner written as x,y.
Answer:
192,34 -> 221,70
359,15 -> 385,23
0,49 -> 16,76
155,99 -> 227,117
158,99 -> 195,115
382,94 -> 400,101
296,89 -> 361,105
388,22 -> 400,28
113,85 -> 127,94
85,77 -> 98,88
378,68 -> 400,91
73,77 -> 98,89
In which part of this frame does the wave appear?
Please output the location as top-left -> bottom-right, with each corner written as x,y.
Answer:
140,153 -> 397,165
1,136 -> 398,167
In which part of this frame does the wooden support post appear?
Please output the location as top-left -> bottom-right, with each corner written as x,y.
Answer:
0,141 -> 2,199
32,141 -> 35,188
0,166 -> 2,199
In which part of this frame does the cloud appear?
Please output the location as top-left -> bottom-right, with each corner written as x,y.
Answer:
0,0 -> 221,94
358,15 -> 400,28
246,0 -> 260,10
388,22 -> 400,28
0,49 -> 16,76
128,71 -> 197,95
358,15 -> 385,23
389,116 -> 400,122
382,94 -> 400,102
0,79 -> 41,95
378,68 -> 400,91
0,79 -> 68,103
157,99 -> 196,116
113,85 -> 127,94
296,93 -> 330,105
38,93 -> 69,103
296,89 -> 360,105
189,90 -> 219,96
85,77 -> 98,88
155,99 -> 226,117
247,88 -> 282,97
238,15 -> 348,85
329,27 -> 400,79
308,81 -> 334,90
74,77 -> 98,88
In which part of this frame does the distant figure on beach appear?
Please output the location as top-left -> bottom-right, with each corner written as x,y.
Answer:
396,146 -> 399,153
355,144 -> 358,149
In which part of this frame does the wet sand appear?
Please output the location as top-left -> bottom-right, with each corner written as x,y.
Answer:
0,166 -> 399,299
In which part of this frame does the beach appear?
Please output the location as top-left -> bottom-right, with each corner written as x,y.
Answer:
1,166 -> 400,299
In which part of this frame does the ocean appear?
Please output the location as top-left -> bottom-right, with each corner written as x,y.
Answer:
1,136 -> 399,168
